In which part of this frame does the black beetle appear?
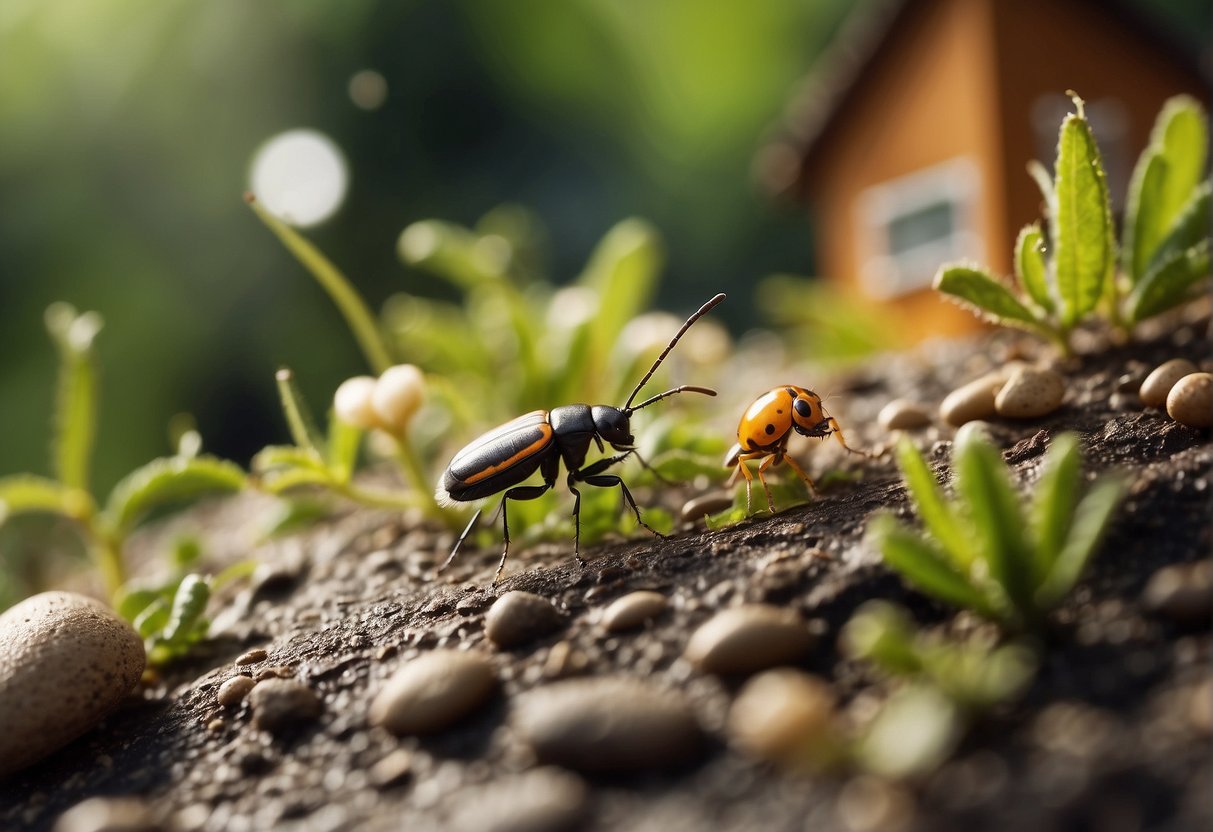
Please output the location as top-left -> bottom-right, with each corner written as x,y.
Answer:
435,293 -> 725,584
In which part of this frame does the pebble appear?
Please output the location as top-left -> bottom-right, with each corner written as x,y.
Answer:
878,399 -> 932,430
994,366 -> 1065,419
53,796 -> 158,832
684,604 -> 815,675
369,649 -> 497,735
445,767 -> 588,832
726,669 -> 838,767
0,591 -> 145,778
543,641 -> 589,679
939,367 -> 1019,426
248,678 -> 322,734
484,591 -> 565,648
601,591 -> 668,632
234,648 -> 268,666
1166,372 -> 1212,428
512,676 -> 701,772
680,491 -> 735,523
369,749 -> 414,788
217,676 -> 257,708
1139,359 -> 1198,407
1143,561 -> 1212,625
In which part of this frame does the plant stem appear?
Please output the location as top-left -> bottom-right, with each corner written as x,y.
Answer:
92,531 -> 126,603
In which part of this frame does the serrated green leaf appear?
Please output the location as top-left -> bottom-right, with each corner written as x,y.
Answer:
248,196 -> 393,374
275,367 -> 326,455
1036,477 -> 1125,610
1014,224 -> 1054,313
894,437 -> 974,570
934,265 -> 1042,329
1029,434 -> 1081,587
1124,96 -> 1208,282
161,574 -> 209,644
953,436 -> 1033,627
1126,238 -> 1211,322
103,456 -> 246,536
870,516 -> 995,617
0,474 -> 89,521
1052,111 -> 1113,326
45,304 -> 102,492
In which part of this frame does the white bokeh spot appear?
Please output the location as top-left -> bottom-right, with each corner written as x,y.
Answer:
249,129 -> 348,227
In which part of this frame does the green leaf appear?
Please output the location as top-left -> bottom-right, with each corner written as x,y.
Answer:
1036,477 -> 1125,610
275,367 -> 326,454
1026,160 -> 1056,218
256,466 -> 335,495
647,450 -> 730,483
953,435 -> 1034,626
1126,238 -> 1211,322
0,474 -> 90,521
894,437 -> 974,570
252,445 -> 328,473
212,559 -> 258,591
933,265 -> 1042,330
1051,108 -> 1114,326
1139,180 -> 1211,278
103,456 -> 246,537
1028,434 -> 1081,586
856,685 -> 962,780
161,574 -> 210,644
1014,224 -> 1053,314
132,597 -> 170,639
840,601 -> 924,676
325,416 -> 363,484
45,303 -> 103,492
869,516 -> 995,617
248,195 -> 394,374
1124,96 -> 1208,282
115,587 -> 162,624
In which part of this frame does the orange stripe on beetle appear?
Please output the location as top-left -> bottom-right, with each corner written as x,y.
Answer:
461,423 -> 554,485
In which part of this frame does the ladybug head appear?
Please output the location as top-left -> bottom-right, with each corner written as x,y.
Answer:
789,390 -> 830,438
592,405 -> 634,449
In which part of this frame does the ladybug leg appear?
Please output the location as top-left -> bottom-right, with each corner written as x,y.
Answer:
826,417 -> 869,457
492,482 -> 554,585
756,453 -> 779,513
781,452 -> 820,498
733,454 -> 757,513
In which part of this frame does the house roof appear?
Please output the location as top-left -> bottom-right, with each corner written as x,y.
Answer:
755,0 -> 1211,202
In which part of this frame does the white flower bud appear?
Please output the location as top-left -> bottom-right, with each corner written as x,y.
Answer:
333,376 -> 379,429
372,365 -> 426,434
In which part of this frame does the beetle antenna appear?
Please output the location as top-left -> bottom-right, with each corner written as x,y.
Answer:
623,293 -> 725,412
627,385 -> 716,413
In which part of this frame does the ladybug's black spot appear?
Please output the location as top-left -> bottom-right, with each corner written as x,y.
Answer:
776,409 -> 784,414
765,423 -> 776,435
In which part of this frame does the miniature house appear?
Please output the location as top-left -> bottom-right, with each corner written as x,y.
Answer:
759,0 -> 1209,342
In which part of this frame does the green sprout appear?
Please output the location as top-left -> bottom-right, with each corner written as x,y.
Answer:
839,600 -> 1037,779
936,93 -> 1210,355
0,304 -> 246,612
868,432 -> 1125,632
249,196 -> 726,550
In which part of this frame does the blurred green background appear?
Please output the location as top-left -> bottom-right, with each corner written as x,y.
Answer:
0,0 -> 1207,498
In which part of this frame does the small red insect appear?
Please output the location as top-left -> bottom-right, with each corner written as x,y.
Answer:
724,385 -> 863,513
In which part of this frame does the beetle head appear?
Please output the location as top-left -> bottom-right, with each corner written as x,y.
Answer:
790,391 -> 830,438
592,406 -> 634,449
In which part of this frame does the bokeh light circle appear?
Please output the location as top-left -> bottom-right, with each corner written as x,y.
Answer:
249,129 -> 348,227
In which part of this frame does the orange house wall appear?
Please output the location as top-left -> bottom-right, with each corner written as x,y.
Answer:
990,0 -> 1210,243
805,0 -> 1007,342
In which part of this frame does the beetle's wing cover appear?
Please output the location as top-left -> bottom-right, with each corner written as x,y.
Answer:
437,410 -> 554,503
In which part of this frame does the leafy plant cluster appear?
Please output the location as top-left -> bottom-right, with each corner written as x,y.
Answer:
870,432 -> 1125,632
246,197 -> 729,549
937,93 -> 1210,354
0,305 -> 246,660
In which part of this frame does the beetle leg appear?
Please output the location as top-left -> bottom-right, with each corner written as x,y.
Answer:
580,472 -> 667,540
732,452 -> 764,513
437,507 -> 483,575
493,482 -> 554,585
565,473 -> 587,568
781,452 -> 820,498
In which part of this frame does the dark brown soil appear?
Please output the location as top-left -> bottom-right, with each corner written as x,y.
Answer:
3,319 -> 1210,832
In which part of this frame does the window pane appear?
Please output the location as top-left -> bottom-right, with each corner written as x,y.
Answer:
886,200 -> 955,257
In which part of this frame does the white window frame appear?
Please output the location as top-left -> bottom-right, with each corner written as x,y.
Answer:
855,157 -> 984,299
